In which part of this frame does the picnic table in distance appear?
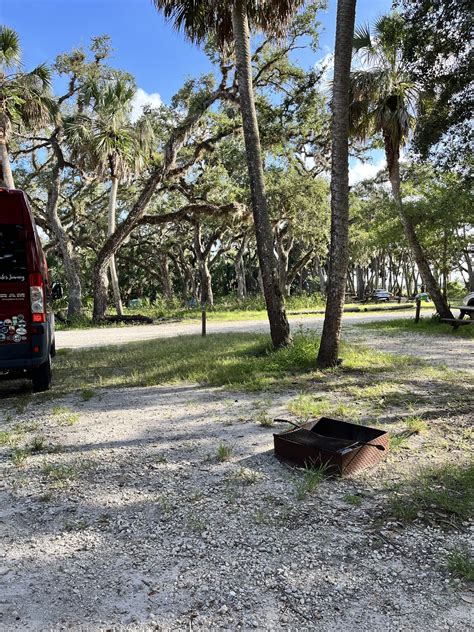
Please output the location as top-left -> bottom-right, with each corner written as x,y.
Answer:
440,305 -> 474,329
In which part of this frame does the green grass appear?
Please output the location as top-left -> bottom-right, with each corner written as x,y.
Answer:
446,548 -> 474,581
288,393 -> 360,421
42,463 -> 77,482
389,462 -> 474,525
0,430 -> 14,446
343,493 -> 363,507
51,406 -> 79,425
404,415 -> 429,434
216,443 -> 233,462
357,316 -> 474,338
51,331 -> 422,395
295,465 -> 327,500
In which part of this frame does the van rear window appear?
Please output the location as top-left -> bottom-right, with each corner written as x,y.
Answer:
0,224 -> 27,282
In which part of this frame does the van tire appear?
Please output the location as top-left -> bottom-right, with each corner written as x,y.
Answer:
32,355 -> 52,392
50,339 -> 56,357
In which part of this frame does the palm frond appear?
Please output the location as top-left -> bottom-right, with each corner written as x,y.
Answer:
353,23 -> 372,52
0,26 -> 21,69
153,0 -> 306,44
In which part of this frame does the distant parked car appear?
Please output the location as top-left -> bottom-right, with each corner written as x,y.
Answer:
462,292 -> 474,307
367,288 -> 391,302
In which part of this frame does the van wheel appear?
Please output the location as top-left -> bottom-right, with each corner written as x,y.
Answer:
50,339 -> 56,357
31,355 -> 52,392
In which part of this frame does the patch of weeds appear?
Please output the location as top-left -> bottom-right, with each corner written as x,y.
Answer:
10,448 -> 30,467
0,430 -> 14,446
256,410 -> 274,427
404,415 -> 428,434
288,393 -> 359,422
288,394 -> 333,421
30,436 -> 45,453
52,406 -> 79,426
446,548 -> 474,582
295,465 -> 327,500
39,491 -> 53,502
232,467 -> 262,485
80,388 -> 94,401
389,462 -> 474,525
158,495 -> 174,516
42,463 -> 76,482
186,514 -> 206,533
343,493 -> 363,507
216,443 -> 233,462
13,421 -> 39,434
389,433 -> 411,451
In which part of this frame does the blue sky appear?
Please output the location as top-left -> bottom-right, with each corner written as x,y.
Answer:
1,0 -> 392,180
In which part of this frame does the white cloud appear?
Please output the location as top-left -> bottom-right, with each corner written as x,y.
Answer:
314,52 -> 334,90
130,88 -> 163,122
349,157 -> 386,186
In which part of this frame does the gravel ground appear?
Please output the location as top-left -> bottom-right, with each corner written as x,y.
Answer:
1,380 -> 473,631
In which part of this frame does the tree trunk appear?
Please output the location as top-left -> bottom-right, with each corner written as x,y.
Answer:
193,223 -> 214,308
464,249 -> 474,292
0,138 -> 14,189
317,0 -> 357,368
158,252 -> 173,300
234,236 -> 247,301
108,176 -> 124,316
94,266 -> 109,321
231,0 -> 291,348
198,260 -> 213,307
314,255 -> 327,296
384,136 -> 453,319
356,265 -> 365,300
46,163 -> 83,319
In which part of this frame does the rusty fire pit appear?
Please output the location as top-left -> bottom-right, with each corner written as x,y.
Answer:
273,417 -> 389,475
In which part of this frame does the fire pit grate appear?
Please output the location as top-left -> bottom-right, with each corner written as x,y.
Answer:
273,417 -> 389,475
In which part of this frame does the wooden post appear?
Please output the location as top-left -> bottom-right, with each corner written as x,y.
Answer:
415,298 -> 421,323
201,305 -> 207,337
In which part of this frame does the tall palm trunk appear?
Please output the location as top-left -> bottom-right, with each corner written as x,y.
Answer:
108,176 -> 124,316
384,136 -> 453,319
317,0 -> 357,368
0,136 -> 15,189
231,0 -> 291,348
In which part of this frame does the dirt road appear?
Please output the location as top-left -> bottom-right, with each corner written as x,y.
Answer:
55,310 -> 418,350
55,310 -> 474,373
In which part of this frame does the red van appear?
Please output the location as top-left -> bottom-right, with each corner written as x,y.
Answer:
0,189 -> 59,391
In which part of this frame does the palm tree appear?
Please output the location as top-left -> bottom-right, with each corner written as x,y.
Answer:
0,26 -> 55,188
317,0 -> 357,369
66,78 -> 154,315
153,0 -> 304,348
349,14 -> 453,319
